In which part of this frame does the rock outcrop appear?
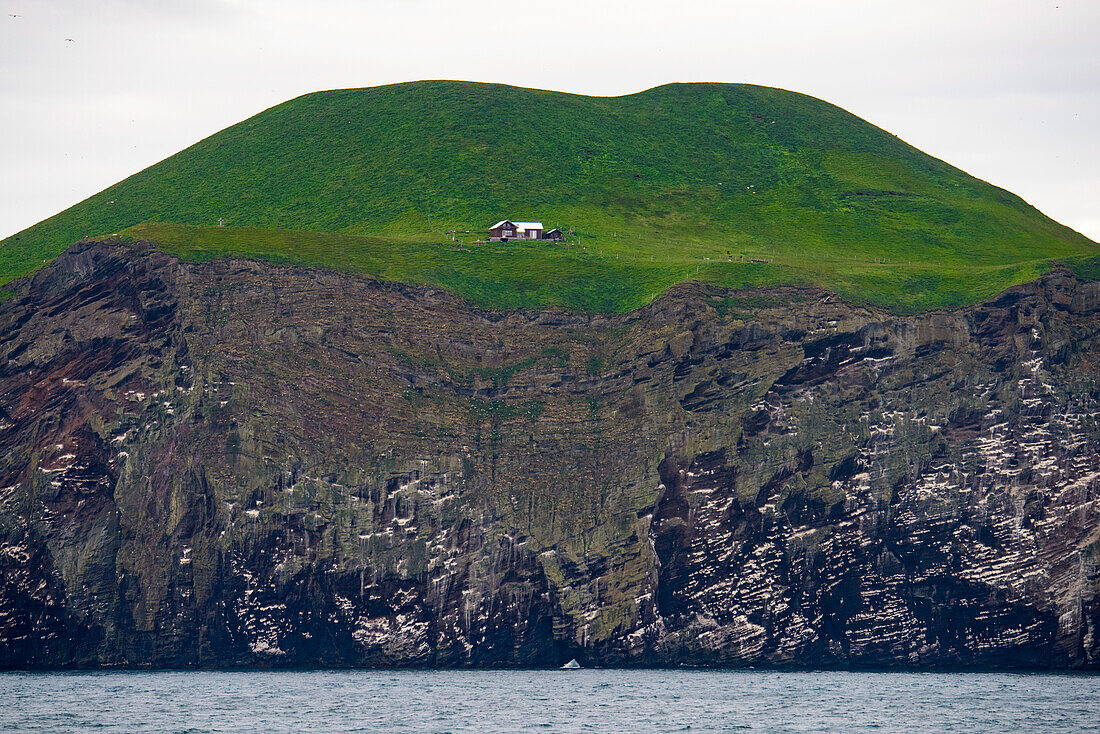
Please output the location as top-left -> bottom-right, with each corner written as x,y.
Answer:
2,239 -> 1098,669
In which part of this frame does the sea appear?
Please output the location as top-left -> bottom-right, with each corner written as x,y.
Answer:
2,669 -> 1098,733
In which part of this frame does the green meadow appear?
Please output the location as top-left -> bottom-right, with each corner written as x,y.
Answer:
123,222 -> 1092,314
3,81 -> 1096,312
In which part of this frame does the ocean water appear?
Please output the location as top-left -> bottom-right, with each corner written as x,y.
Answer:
2,669 -> 1098,733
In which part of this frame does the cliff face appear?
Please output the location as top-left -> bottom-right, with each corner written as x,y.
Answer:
2,240 -> 1099,669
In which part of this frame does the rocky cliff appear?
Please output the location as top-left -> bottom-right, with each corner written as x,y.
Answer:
2,239 -> 1098,669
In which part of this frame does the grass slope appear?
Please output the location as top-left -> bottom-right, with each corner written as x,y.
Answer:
124,222 -> 1084,314
3,81 -> 1096,312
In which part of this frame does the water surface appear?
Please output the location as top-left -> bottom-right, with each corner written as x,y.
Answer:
3,669 -> 1098,732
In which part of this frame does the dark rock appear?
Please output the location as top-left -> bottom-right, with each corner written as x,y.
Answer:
1,239 -> 1098,670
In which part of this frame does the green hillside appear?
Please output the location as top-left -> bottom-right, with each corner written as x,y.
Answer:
2,80 -> 1096,312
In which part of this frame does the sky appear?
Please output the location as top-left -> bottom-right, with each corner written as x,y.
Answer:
1,0 -> 1097,241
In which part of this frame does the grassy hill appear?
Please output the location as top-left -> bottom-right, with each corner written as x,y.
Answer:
2,80 -> 1096,312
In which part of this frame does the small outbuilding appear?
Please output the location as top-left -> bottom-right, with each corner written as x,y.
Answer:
544,228 -> 564,241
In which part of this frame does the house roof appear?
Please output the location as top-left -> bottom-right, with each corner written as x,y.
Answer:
490,220 -> 543,230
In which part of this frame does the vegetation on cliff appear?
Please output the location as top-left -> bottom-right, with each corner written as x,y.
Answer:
2,80 -> 1096,312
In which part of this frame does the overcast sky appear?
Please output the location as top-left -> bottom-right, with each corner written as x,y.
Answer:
1,0 -> 1097,241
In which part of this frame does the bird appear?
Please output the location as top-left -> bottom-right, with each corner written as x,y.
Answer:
8,14 -> 21,18
65,38 -> 74,42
